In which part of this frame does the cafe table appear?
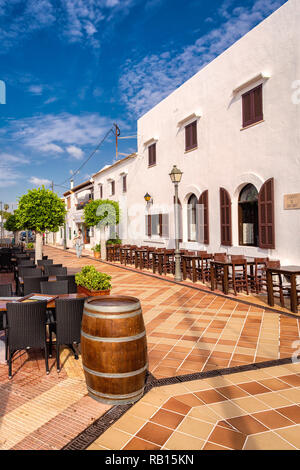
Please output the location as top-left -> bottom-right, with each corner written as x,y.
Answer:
0,293 -> 87,312
210,258 -> 255,295
266,265 -> 300,314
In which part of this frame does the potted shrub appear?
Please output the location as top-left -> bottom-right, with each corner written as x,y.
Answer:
91,243 -> 101,259
106,237 -> 122,246
26,242 -> 35,250
75,266 -> 112,296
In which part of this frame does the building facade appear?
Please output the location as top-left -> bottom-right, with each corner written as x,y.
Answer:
125,0 -> 300,264
51,0 -> 300,265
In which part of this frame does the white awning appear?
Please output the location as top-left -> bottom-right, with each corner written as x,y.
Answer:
233,72 -> 271,94
177,111 -> 202,128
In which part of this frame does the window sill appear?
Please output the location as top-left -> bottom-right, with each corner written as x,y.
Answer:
184,147 -> 198,154
240,120 -> 265,131
148,164 -> 157,168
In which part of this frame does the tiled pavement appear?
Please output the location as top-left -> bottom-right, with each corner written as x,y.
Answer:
89,362 -> 300,450
0,245 -> 300,450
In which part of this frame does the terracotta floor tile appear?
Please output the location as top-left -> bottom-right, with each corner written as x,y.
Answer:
258,378 -> 291,392
150,409 -> 185,430
164,431 -> 204,450
252,409 -> 294,430
123,437 -> 161,450
202,442 -> 231,450
279,375 -> 300,387
216,385 -> 249,400
275,425 -> 300,448
136,422 -> 173,446
226,414 -> 268,435
276,405 -> 300,424
208,426 -> 246,450
177,417 -> 214,440
238,381 -> 271,396
162,397 -> 191,415
244,431 -> 296,450
174,393 -> 204,408
195,389 -> 227,404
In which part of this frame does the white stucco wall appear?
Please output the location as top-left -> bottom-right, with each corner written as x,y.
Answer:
124,0 -> 300,264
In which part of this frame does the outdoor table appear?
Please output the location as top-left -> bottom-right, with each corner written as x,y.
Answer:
210,258 -> 255,295
18,275 -> 56,286
182,254 -> 212,283
266,266 -> 300,313
0,293 -> 87,312
134,249 -> 148,270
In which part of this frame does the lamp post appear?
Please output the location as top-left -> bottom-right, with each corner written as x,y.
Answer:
169,165 -> 183,282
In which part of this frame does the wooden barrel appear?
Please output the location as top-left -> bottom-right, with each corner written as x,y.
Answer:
81,295 -> 148,405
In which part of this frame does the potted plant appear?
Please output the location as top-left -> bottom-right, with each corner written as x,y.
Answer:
91,243 -> 101,259
26,242 -> 35,250
106,237 -> 122,246
75,266 -> 112,296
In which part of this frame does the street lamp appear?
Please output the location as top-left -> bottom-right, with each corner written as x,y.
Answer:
169,165 -> 183,282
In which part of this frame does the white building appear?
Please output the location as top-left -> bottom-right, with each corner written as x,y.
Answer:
124,0 -> 300,264
52,0 -> 299,265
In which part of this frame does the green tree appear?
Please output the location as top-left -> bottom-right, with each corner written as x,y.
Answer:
84,199 -> 120,259
3,212 -> 18,245
16,187 -> 66,262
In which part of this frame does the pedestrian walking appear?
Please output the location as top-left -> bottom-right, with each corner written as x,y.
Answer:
73,229 -> 84,258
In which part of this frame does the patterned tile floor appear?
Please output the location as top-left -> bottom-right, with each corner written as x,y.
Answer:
0,245 -> 299,450
88,362 -> 300,450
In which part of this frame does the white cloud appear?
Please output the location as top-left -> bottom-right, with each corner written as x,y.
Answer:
0,152 -> 29,187
7,112 -> 110,154
29,176 -> 52,186
0,0 -> 140,53
40,143 -> 64,154
28,85 -> 44,95
119,0 -> 286,116
66,145 -> 84,160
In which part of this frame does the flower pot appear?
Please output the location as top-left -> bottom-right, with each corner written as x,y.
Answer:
93,251 -> 100,259
77,285 -> 111,297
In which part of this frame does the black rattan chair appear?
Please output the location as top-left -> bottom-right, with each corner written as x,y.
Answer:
44,266 -> 66,277
0,284 -> 13,297
51,298 -> 85,371
0,253 -> 13,272
56,275 -> 77,294
23,276 -> 49,296
18,259 -> 35,267
37,259 -> 53,267
6,300 -> 49,378
40,280 -> 69,295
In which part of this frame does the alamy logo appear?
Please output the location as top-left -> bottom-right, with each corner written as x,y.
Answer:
0,80 -> 6,104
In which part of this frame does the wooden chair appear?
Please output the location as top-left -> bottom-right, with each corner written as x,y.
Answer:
250,257 -> 269,293
228,257 -> 249,296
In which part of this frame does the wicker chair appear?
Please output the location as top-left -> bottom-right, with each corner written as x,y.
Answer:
37,259 -> 53,266
6,300 -> 49,378
0,253 -> 13,272
18,259 -> 35,267
50,297 -> 85,371
0,284 -> 13,296
40,280 -> 69,295
44,265 -> 66,277
56,275 -> 77,294
23,276 -> 49,296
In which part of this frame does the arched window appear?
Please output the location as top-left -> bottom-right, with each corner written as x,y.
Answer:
238,184 -> 259,246
187,194 -> 198,242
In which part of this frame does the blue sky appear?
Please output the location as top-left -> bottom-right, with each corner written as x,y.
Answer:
0,0 -> 287,208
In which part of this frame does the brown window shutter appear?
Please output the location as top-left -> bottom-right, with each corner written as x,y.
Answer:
258,178 -> 275,249
185,121 -> 197,151
148,143 -> 156,166
147,214 -> 151,237
159,213 -> 163,237
199,190 -> 209,244
123,175 -> 127,192
111,181 -> 115,195
242,92 -> 252,128
220,188 -> 232,246
254,85 -> 263,122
